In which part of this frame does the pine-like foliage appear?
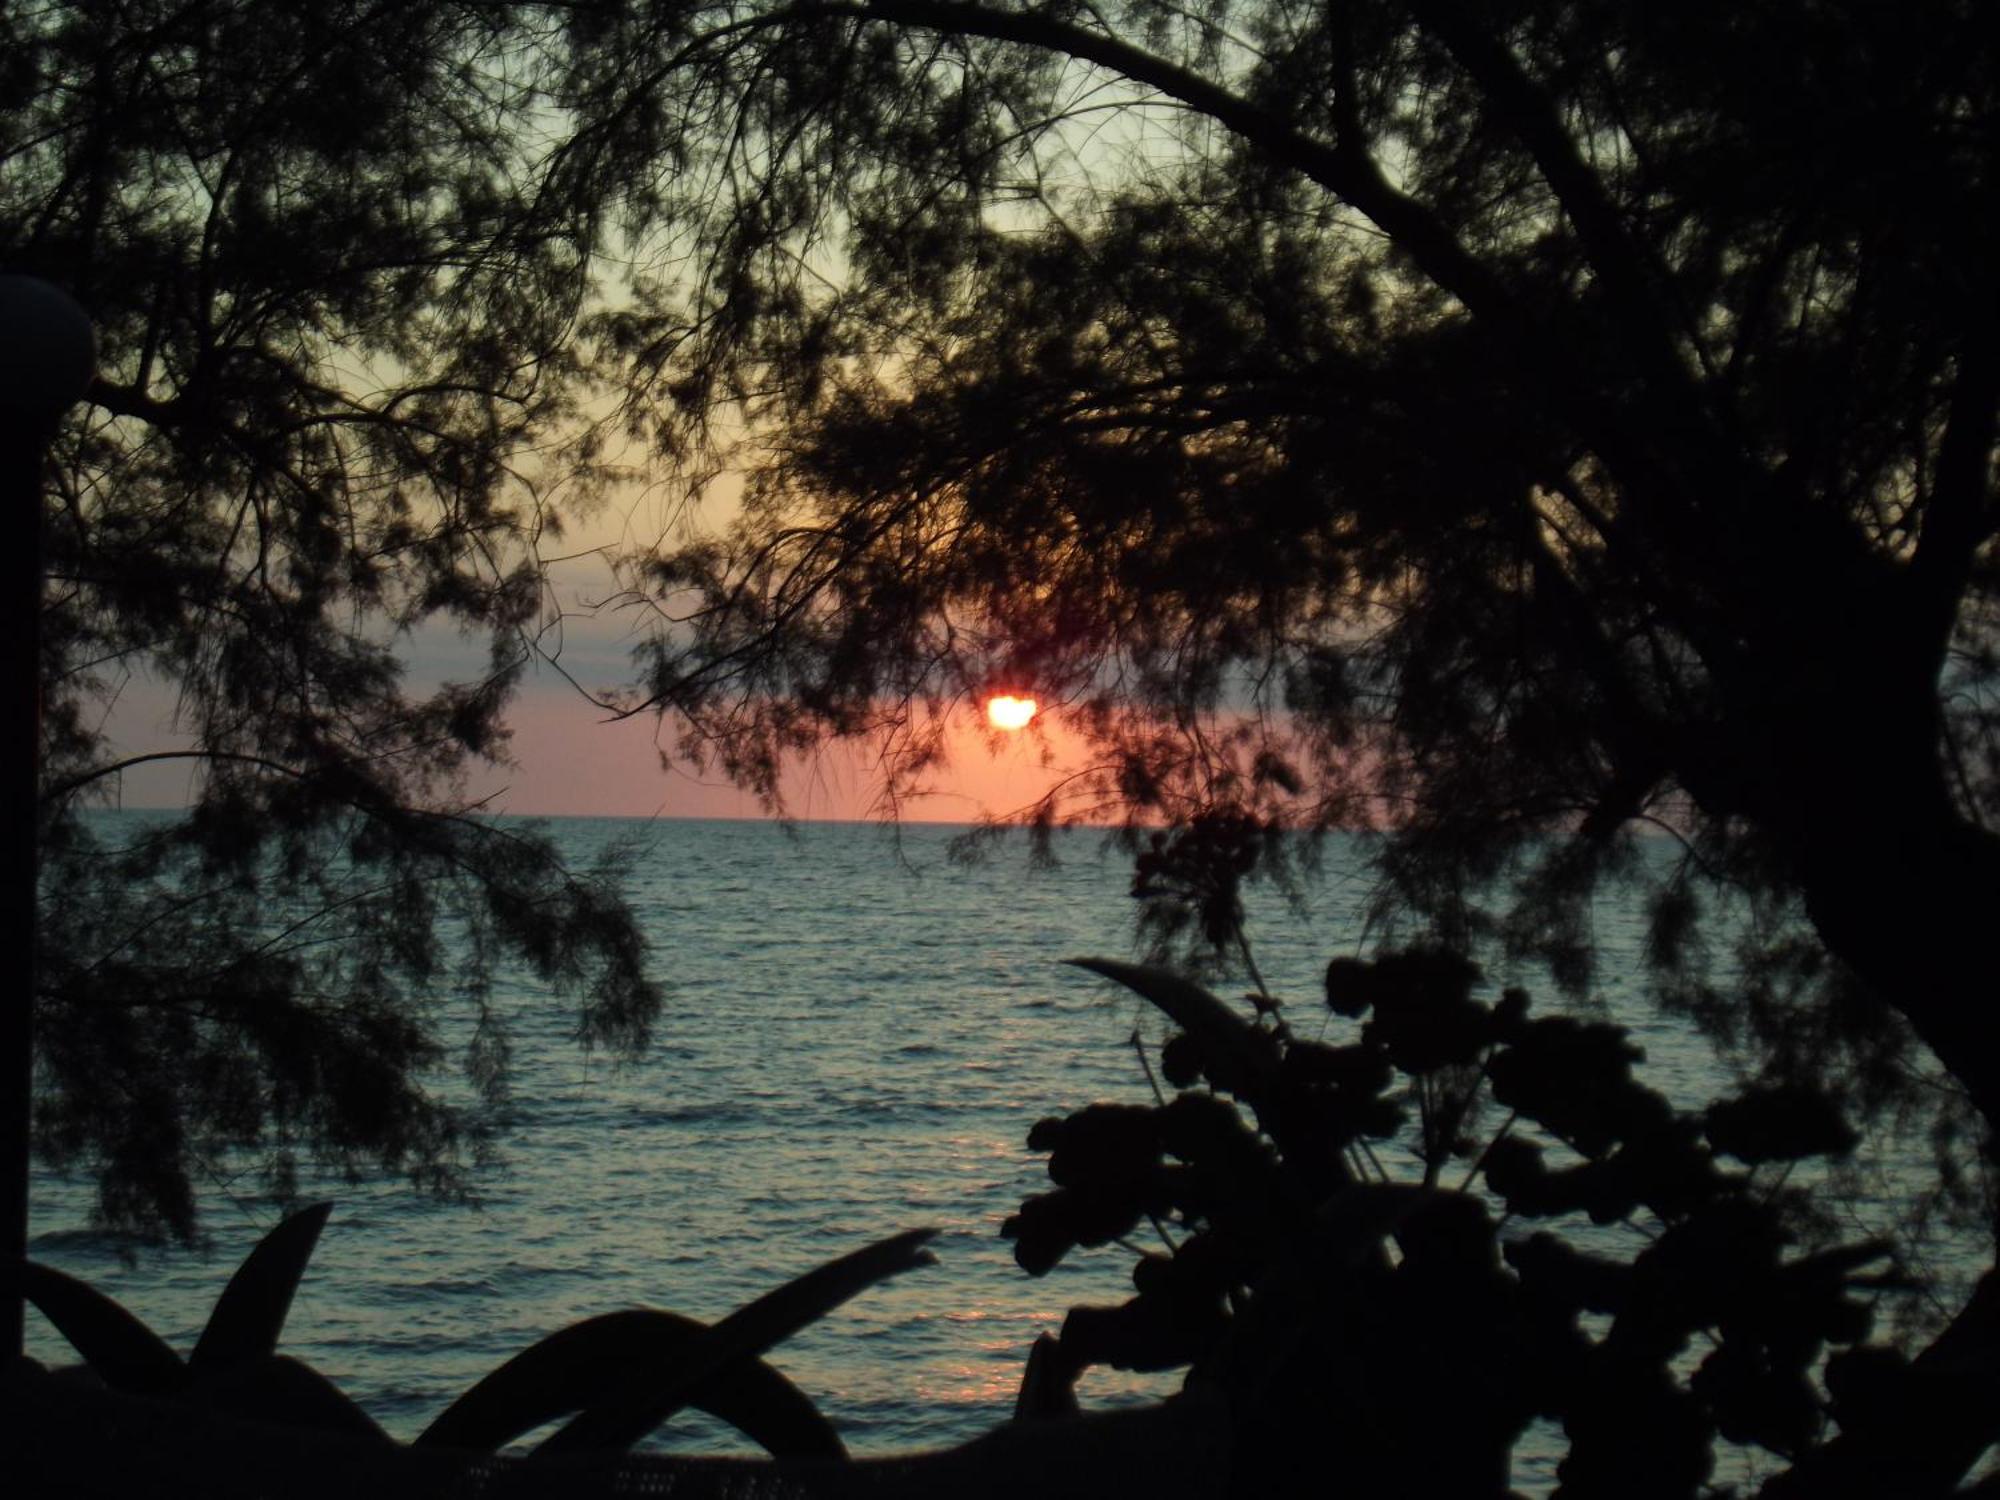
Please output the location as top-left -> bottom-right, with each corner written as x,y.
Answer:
572,0 -> 1999,1236
7,1 -> 660,1241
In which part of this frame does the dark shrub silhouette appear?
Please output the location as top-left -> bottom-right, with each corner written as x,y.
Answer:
1010,953 -> 1914,1497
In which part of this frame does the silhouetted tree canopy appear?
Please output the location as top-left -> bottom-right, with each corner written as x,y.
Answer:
10,0 -> 1998,1486
6,0 -> 662,1242
595,0 -> 1998,1203
576,1 -> 2000,1479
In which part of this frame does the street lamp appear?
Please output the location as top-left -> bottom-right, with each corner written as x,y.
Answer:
1,277 -> 97,414
0,273 -> 95,1362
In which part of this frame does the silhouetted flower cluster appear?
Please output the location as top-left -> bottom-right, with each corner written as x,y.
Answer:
1010,953 -> 1911,1497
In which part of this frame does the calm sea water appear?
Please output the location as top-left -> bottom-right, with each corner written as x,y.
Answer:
25,814 -> 1966,1490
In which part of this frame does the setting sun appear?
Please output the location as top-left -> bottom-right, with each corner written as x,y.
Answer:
985,694 -> 1038,731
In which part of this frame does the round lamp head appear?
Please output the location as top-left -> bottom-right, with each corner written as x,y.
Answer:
0,275 -> 96,420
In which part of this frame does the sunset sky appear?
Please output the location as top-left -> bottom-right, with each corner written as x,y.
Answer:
484,679 -> 1079,821
100,545 -> 1085,822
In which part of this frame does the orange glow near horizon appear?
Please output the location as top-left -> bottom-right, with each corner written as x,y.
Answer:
984,694 -> 1038,731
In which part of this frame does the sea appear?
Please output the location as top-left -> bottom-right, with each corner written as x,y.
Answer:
23,813 -> 1980,1492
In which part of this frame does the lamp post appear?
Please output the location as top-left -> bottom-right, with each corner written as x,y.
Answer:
0,274 -> 95,1362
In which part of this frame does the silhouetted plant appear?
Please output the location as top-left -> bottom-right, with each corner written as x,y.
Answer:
1009,953 -> 1919,1497
16,1203 -> 936,1459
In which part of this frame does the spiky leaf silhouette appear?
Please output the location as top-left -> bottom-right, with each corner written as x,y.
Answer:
1065,958 -> 1280,1108
417,1307 -> 844,1456
16,1261 -> 185,1394
188,1202 -> 333,1375
534,1228 -> 938,1455
189,1353 -> 391,1439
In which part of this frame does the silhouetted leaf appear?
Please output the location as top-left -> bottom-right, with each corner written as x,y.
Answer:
533,1228 -> 938,1455
1280,1039 -> 1392,1097
1357,951 -> 1490,1074
1391,1192 -> 1496,1276
1004,1184 -> 1162,1276
1487,1017 -> 1666,1157
1059,1295 -> 1225,1374
16,1261 -> 185,1394
1503,1232 -> 1632,1317
1559,1362 -> 1717,1497
1612,1120 -> 1729,1221
1012,1331 -> 1081,1422
1629,1201 -> 1789,1336
1067,958 -> 1280,1107
1040,1104 -> 1162,1189
417,1307 -> 844,1457
1823,1344 -> 1912,1435
1130,1230 -> 1258,1306
1159,1032 -> 1205,1089
189,1202 -> 333,1375
1323,955 -> 1377,1017
1705,1086 -> 1860,1164
189,1353 -> 391,1440
1692,1340 -> 1822,1454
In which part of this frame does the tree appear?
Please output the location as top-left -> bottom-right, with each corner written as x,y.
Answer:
556,0 -> 2000,1486
5,0 -> 661,1244
12,0 -> 1997,1485
596,0 -> 1997,1190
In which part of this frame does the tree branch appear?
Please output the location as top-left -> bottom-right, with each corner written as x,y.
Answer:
803,0 -> 1527,325
42,749 -> 313,805
1404,0 -> 1703,412
1912,293 -> 2000,654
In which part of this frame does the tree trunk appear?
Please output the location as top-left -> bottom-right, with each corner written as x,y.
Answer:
1790,800 -> 2000,1163
1737,652 -> 2000,1160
